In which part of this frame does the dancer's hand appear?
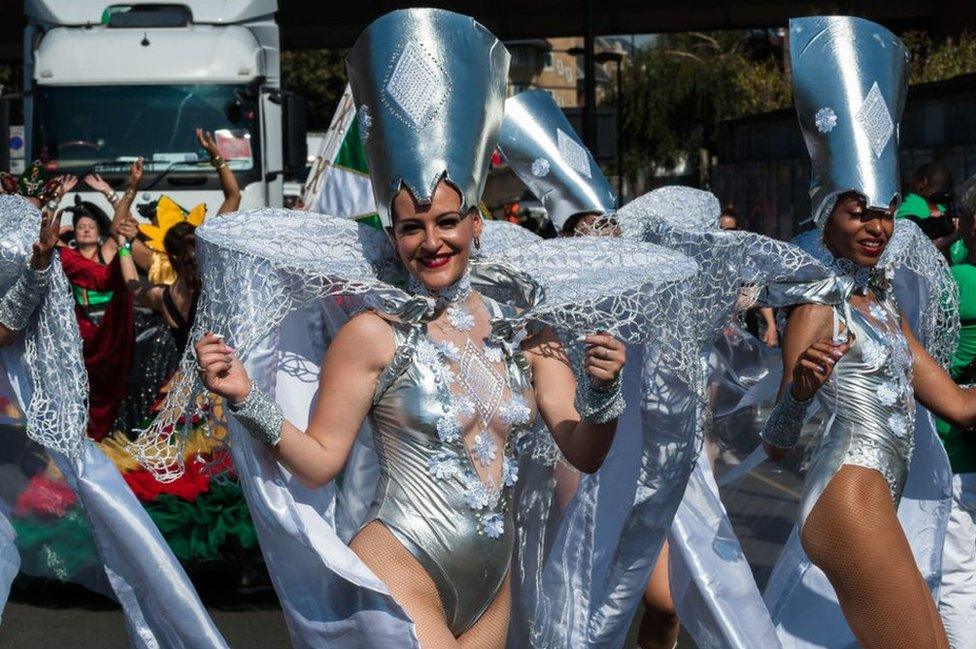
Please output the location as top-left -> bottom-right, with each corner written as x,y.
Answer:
83,173 -> 113,196
128,157 -> 144,187
30,208 -> 62,269
792,338 -> 849,400
583,332 -> 626,388
195,332 -> 251,403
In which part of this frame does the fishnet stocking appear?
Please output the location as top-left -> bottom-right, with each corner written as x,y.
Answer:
350,522 -> 510,648
638,540 -> 679,649
801,465 -> 949,649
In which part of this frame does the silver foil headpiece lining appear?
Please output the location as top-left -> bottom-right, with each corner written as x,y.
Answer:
498,90 -> 616,232
346,8 -> 510,227
790,15 -> 908,228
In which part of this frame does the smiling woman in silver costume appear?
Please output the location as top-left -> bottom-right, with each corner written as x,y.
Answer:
194,10 -> 635,647
761,16 -> 975,649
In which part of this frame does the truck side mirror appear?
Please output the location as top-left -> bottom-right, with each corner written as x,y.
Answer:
282,93 -> 308,172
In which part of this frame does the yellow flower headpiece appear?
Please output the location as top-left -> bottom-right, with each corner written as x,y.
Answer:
138,196 -> 206,253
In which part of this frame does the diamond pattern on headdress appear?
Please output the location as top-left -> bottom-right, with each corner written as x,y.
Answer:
457,339 -> 505,426
856,82 -> 894,159
384,42 -> 449,129
557,128 -> 592,179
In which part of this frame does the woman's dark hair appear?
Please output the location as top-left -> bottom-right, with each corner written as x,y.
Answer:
66,195 -> 112,236
163,221 -> 200,297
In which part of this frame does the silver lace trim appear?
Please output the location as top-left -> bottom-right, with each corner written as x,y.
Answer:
759,386 -> 813,449
228,380 -> 284,447
0,264 -> 51,331
577,374 -> 625,425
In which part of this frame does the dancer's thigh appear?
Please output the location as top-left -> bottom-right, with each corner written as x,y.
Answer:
350,521 -> 459,649
801,464 -> 948,649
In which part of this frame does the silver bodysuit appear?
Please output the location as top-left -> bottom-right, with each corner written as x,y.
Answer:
364,295 -> 535,635
799,289 -> 916,526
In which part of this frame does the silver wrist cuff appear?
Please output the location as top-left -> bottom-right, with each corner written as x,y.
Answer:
760,385 -> 813,449
0,264 -> 52,331
228,380 -> 284,447
577,374 -> 625,424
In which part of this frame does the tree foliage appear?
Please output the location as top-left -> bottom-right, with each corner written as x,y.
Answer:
281,49 -> 348,131
903,30 -> 976,84
609,31 -> 790,186
612,29 -> 976,188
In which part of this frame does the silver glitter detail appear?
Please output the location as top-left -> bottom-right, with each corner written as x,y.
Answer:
759,386 -> 813,449
483,342 -> 503,364
457,339 -> 505,426
384,42 -> 449,129
437,340 -> 461,362
0,264 -> 51,331
888,412 -> 908,439
856,82 -> 894,159
463,473 -> 499,509
877,382 -> 899,406
861,338 -> 888,368
481,512 -> 505,539
473,431 -> 497,467
436,412 -> 462,443
356,104 -> 372,144
502,454 -> 518,487
814,107 -> 837,134
427,450 -> 462,480
229,380 -> 284,446
447,303 -> 475,332
499,395 -> 531,427
577,374 -> 625,425
556,128 -> 592,179
869,302 -> 889,323
531,158 -> 551,177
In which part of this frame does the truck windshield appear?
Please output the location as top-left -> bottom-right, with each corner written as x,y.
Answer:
32,84 -> 258,174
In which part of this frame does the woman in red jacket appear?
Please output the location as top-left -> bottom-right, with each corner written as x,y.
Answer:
58,171 -> 135,440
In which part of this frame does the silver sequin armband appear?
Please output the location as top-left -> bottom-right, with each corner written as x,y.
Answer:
759,385 -> 813,449
577,374 -> 626,425
228,380 -> 284,447
0,264 -> 52,331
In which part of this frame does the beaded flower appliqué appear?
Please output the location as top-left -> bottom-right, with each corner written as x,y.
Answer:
416,304 -> 533,539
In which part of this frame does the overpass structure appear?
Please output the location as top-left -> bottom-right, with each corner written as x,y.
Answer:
4,0 -> 975,61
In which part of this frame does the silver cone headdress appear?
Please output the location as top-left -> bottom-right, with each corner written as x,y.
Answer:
346,8 -> 510,227
790,15 -> 908,228
498,89 -> 616,232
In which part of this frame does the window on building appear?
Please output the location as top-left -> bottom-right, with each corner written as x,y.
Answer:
543,52 -> 554,69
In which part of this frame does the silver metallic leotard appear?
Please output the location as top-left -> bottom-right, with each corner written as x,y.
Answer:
799,291 -> 915,526
364,296 -> 535,635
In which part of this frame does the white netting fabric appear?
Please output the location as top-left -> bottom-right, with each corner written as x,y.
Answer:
0,195 -> 88,457
618,187 -> 843,352
792,219 -> 959,368
136,209 -> 699,481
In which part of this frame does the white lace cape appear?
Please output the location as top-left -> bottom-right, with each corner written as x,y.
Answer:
137,208 -> 698,479
520,187 -> 850,647
0,195 -> 88,457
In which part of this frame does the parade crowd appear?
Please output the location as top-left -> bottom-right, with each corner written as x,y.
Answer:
0,9 -> 973,649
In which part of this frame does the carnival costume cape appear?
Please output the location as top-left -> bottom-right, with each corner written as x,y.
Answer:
0,194 -> 227,648
533,185 -> 851,649
752,16 -> 958,647
135,192 -> 701,643
498,89 -> 784,648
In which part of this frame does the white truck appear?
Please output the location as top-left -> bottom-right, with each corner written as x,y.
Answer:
21,0 -> 306,214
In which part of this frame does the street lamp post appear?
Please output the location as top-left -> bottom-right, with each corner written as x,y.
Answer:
595,50 -> 624,206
